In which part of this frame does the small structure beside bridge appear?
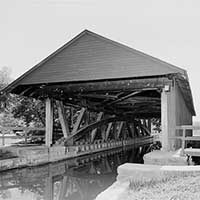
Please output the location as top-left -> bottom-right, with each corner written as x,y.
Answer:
1,30 -> 197,167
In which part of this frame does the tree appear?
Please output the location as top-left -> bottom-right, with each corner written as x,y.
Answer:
12,97 -> 45,127
0,66 -> 12,111
0,67 -> 20,129
0,67 -> 45,127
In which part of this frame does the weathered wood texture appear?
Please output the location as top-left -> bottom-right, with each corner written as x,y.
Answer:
174,82 -> 193,149
72,108 -> 86,134
175,82 -> 192,126
161,81 -> 193,151
7,30 -> 185,87
91,112 -> 103,142
45,98 -> 54,147
56,101 -> 70,138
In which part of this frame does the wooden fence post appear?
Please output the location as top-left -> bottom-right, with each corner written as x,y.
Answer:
2,131 -> 5,146
181,128 -> 186,155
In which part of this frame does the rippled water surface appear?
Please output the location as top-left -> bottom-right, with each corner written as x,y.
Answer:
0,145 -> 149,200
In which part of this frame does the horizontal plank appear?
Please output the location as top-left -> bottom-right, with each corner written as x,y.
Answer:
176,126 -> 200,130
184,148 -> 200,156
0,127 -> 45,131
184,137 -> 200,141
0,136 -> 45,139
169,136 -> 200,141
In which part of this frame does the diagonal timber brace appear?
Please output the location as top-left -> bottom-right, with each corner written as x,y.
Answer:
65,116 -> 128,144
105,122 -> 113,141
91,112 -> 104,143
56,101 -> 70,138
72,108 -> 86,134
117,122 -> 124,139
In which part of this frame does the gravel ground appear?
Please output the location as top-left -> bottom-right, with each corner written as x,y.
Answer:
126,175 -> 200,200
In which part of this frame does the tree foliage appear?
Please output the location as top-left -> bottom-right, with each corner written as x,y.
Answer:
11,97 -> 45,127
0,67 -> 46,127
0,67 -> 13,111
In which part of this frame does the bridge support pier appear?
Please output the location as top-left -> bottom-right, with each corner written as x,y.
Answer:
161,86 -> 176,151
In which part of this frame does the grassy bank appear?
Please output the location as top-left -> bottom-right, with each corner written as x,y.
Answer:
125,174 -> 200,200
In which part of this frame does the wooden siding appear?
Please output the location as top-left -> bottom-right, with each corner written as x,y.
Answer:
18,31 -> 185,85
175,82 -> 192,126
174,82 -> 192,149
161,81 -> 193,151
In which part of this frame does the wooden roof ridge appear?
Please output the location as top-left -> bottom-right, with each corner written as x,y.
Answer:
3,29 -> 187,93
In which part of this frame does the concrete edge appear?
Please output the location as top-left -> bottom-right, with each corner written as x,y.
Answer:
95,163 -> 200,200
95,180 -> 130,200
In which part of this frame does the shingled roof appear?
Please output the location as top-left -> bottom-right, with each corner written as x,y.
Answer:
5,30 -> 186,88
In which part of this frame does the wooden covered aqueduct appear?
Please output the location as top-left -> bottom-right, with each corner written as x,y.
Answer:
3,30 -> 195,153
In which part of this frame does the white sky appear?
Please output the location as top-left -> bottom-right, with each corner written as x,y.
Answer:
1,0 -> 200,121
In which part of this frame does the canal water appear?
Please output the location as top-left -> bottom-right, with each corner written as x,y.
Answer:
0,144 -> 150,200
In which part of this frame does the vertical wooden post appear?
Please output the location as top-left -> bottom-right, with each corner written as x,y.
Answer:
147,118 -> 151,133
181,128 -> 186,155
161,85 -> 176,151
45,98 -> 54,147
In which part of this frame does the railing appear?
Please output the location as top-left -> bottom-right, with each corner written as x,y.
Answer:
0,127 -> 45,146
175,125 -> 200,154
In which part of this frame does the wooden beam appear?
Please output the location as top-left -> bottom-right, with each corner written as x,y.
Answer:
56,101 -> 70,138
105,123 -> 113,141
131,122 -> 136,137
148,118 -> 151,132
65,116 -> 136,143
29,77 -> 171,98
113,122 -> 118,139
117,122 -> 124,138
45,98 -> 53,147
126,122 -> 134,138
101,125 -> 107,141
78,93 -> 117,100
106,91 -> 142,106
91,112 -> 104,143
72,108 -> 86,134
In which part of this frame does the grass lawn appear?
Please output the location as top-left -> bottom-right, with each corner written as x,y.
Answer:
125,174 -> 200,200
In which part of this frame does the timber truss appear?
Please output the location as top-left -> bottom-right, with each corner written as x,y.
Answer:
11,77 -> 170,146
55,100 -> 151,146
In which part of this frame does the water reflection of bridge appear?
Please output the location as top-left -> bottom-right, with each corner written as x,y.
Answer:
0,145 -> 149,200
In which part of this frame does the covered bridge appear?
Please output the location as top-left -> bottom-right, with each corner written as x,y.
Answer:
3,30 -> 195,151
